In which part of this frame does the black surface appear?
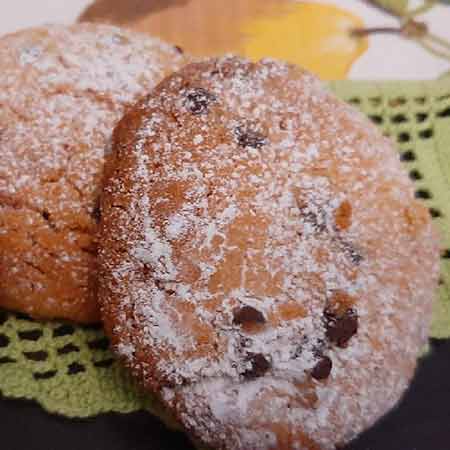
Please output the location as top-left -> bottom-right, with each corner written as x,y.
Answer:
1,339 -> 450,450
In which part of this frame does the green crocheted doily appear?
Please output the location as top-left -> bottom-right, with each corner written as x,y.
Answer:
1,80 -> 449,419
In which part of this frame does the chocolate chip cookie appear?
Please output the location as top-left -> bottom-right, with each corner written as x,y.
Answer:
99,57 -> 440,449
0,23 -> 187,322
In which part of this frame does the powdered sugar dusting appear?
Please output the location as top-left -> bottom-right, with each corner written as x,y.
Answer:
0,23 -> 186,322
100,57 -> 440,449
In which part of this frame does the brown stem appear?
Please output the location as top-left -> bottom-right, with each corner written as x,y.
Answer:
351,20 -> 428,39
350,26 -> 402,37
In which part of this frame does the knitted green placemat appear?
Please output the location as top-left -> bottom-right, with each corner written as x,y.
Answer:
0,80 -> 449,419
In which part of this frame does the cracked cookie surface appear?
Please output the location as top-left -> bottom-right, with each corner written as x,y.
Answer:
0,23 -> 187,323
99,57 -> 440,449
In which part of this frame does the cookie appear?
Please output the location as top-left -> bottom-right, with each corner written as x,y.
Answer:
0,24 -> 187,323
99,57 -> 440,449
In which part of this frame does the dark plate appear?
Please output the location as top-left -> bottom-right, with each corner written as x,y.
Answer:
1,339 -> 450,450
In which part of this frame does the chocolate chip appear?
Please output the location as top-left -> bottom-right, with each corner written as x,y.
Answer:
233,306 -> 266,326
293,345 -> 303,358
91,199 -> 101,223
345,245 -> 363,265
335,237 -> 363,265
174,45 -> 184,54
236,127 -> 267,149
324,308 -> 358,348
305,212 -> 327,232
243,353 -> 271,379
279,119 -> 288,130
239,336 -> 252,349
298,204 -> 327,233
184,87 -> 216,115
311,355 -> 332,380
41,209 -> 56,230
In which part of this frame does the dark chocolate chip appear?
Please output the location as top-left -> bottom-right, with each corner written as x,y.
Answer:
311,355 -> 332,380
293,344 -> 303,358
236,127 -> 267,149
184,87 -> 216,115
91,199 -> 101,223
154,278 -> 176,295
335,238 -> 363,265
297,202 -> 328,233
174,45 -> 184,54
233,306 -> 266,326
345,244 -> 363,265
243,353 -> 271,379
324,308 -> 358,348
304,211 -> 327,232
239,336 -> 252,349
41,209 -> 56,230
279,119 -> 288,130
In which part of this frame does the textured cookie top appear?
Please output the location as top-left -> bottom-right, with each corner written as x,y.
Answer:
0,24 -> 186,322
99,57 -> 440,449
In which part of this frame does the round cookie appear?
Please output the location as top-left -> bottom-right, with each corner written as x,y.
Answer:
0,24 -> 187,323
99,57 -> 440,449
